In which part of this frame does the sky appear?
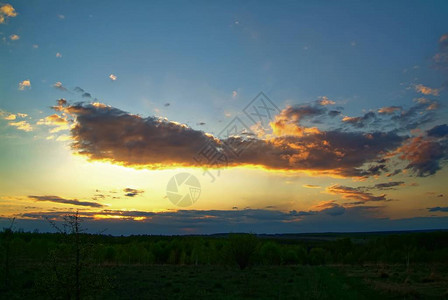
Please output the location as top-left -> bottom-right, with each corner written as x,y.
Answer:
0,0 -> 447,235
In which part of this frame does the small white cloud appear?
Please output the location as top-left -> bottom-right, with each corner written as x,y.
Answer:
57,14 -> 65,20
9,34 -> 19,41
109,74 -> 117,81
350,41 -> 357,46
32,44 -> 39,49
18,80 -> 31,91
56,52 -> 62,58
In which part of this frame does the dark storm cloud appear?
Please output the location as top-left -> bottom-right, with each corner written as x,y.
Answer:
28,195 -> 105,208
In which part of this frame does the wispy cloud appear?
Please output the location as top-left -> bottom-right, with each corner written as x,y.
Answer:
326,185 -> 386,202
28,195 -> 105,208
53,81 -> 67,91
8,120 -> 33,132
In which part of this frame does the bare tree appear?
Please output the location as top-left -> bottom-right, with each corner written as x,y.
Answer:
42,211 -> 108,299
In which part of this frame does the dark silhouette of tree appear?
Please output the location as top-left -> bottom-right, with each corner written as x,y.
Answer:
40,211 -> 109,299
228,234 -> 258,270
0,218 -> 15,292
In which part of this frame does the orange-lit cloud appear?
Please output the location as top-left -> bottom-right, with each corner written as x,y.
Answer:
318,96 -> 335,106
37,114 -> 70,133
303,184 -> 321,189
9,34 -> 19,40
326,185 -> 386,202
378,106 -> 401,114
0,3 -> 17,24
46,101 -> 408,178
18,80 -> 31,91
415,84 -> 439,96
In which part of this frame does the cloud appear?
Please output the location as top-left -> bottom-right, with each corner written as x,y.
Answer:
53,81 -> 67,91
427,124 -> 448,138
47,100 -> 409,178
9,34 -> 19,40
0,3 -> 17,24
378,106 -> 401,114
318,96 -> 335,106
326,185 -> 386,202
342,112 -> 376,128
311,200 -> 346,216
9,205 -> 448,234
396,136 -> 447,177
8,121 -> 33,132
415,84 -> 439,96
37,114 -> 70,133
123,188 -> 144,197
109,74 -> 117,81
303,184 -> 321,189
428,206 -> 448,212
1,110 -> 27,121
56,52 -> 62,58
433,33 -> 448,70
369,181 -> 404,190
18,80 -> 31,91
270,104 -> 324,136
28,195 -> 105,208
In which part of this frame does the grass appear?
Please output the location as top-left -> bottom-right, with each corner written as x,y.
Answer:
104,265 -> 382,299
2,263 -> 448,299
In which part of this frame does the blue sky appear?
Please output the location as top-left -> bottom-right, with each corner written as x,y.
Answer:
1,0 -> 447,234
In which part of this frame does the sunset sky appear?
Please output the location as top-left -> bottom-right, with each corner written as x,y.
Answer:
1,0 -> 447,234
